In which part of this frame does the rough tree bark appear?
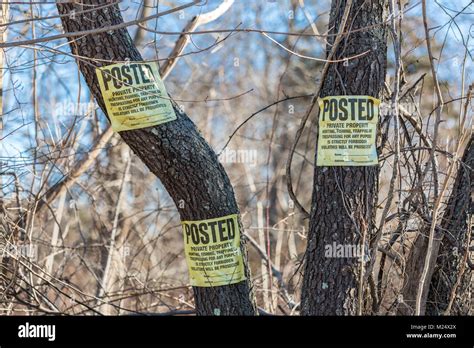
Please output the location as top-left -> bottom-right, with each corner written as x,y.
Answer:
427,136 -> 473,315
300,0 -> 387,315
56,1 -> 257,316
401,136 -> 473,315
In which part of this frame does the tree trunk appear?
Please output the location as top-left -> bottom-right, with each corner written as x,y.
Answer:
300,0 -> 387,315
56,1 -> 257,316
403,136 -> 473,315
427,136 -> 473,315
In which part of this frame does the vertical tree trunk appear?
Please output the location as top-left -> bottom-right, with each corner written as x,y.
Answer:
300,0 -> 387,315
399,137 -> 473,315
56,1 -> 257,316
414,136 -> 472,315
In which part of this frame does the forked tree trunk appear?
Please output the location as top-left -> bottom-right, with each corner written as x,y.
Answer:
300,0 -> 388,315
56,1 -> 257,316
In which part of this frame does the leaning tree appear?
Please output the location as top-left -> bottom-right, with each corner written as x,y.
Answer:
56,0 -> 257,316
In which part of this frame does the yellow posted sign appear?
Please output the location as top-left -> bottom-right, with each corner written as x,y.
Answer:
317,96 -> 379,166
182,214 -> 246,287
96,62 -> 177,132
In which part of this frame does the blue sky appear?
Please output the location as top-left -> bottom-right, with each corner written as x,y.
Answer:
1,0 -> 472,194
